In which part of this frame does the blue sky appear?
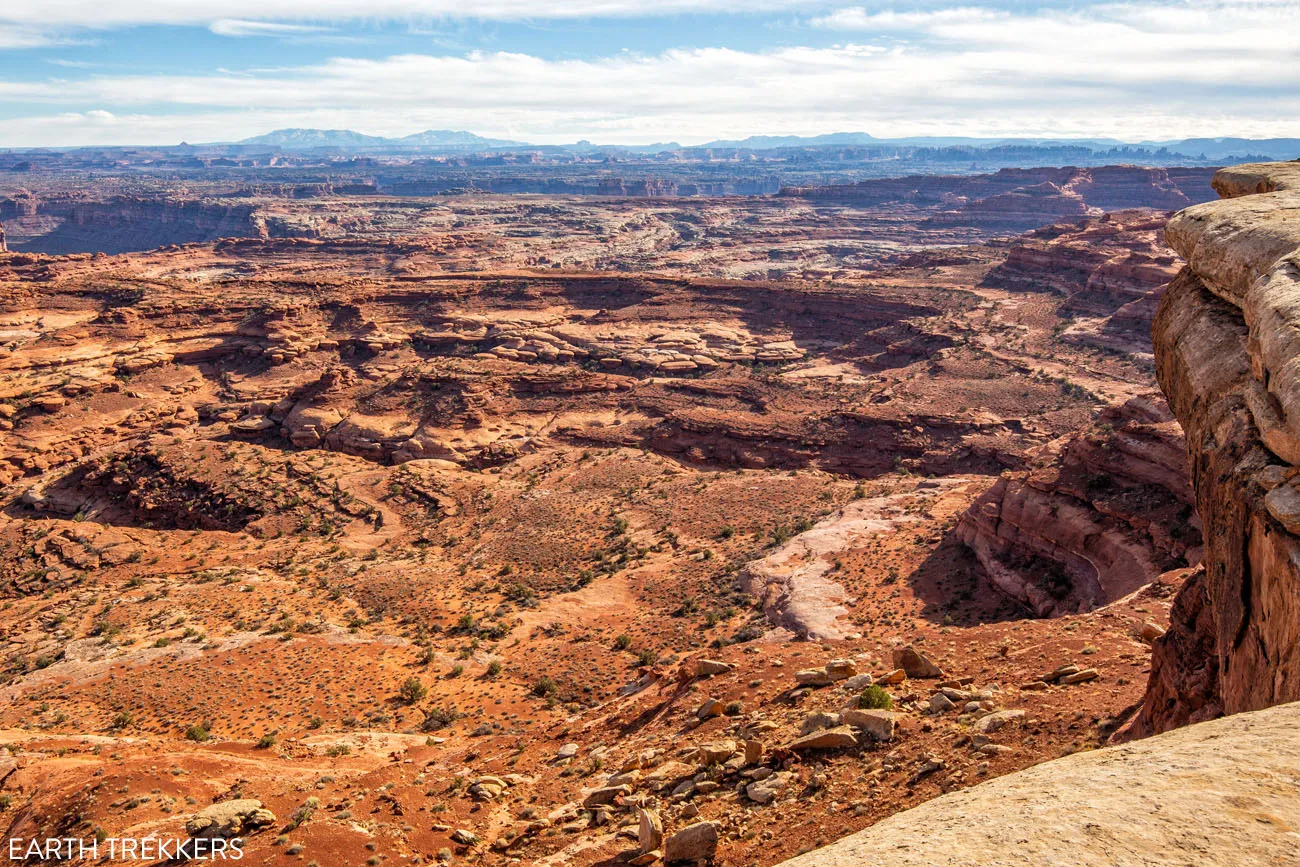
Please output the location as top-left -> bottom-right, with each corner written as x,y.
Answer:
0,0 -> 1297,147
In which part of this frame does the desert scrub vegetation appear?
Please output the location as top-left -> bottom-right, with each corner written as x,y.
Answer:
399,676 -> 428,705
421,706 -> 460,731
858,684 -> 894,710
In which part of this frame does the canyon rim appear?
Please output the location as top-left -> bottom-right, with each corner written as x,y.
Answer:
0,3 -> 1299,866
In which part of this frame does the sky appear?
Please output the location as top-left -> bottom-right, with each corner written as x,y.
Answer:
0,0 -> 1297,147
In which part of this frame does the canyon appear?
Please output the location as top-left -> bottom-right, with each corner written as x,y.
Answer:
0,155 -> 1295,867
773,159 -> 1300,866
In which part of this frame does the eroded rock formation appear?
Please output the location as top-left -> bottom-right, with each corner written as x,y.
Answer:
980,210 -> 1184,356
783,166 -> 1217,232
1134,161 -> 1300,735
957,394 -> 1197,616
0,195 -> 266,254
0,166 -> 1236,866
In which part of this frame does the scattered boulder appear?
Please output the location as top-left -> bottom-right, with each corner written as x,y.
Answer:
787,725 -> 858,751
469,776 -> 508,800
909,755 -> 945,783
1061,668 -> 1099,685
841,673 -> 874,690
795,668 -> 834,687
893,645 -> 944,679
1039,663 -> 1083,683
644,761 -> 697,790
556,743 -> 579,760
746,771 -> 795,804
696,698 -> 725,720
973,709 -> 1025,734
1139,622 -> 1166,644
842,709 -> 900,741
694,740 -> 737,765
796,659 -> 858,687
929,693 -> 957,713
637,808 -> 664,854
583,785 -> 630,808
35,396 -> 67,413
696,659 -> 735,677
744,739 -> 764,765
606,770 -> 640,788
800,711 -> 842,734
664,821 -> 719,863
825,658 -> 858,681
186,800 -> 276,839
451,829 -> 479,846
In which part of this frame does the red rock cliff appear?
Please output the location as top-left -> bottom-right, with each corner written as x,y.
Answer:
1135,160 -> 1300,735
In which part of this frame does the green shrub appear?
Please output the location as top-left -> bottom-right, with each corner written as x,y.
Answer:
399,677 -> 428,705
634,648 -> 659,667
859,685 -> 894,710
422,707 -> 459,731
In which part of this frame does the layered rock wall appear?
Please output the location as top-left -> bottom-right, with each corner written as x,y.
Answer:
1136,160 -> 1300,734
957,395 -> 1196,617
782,165 -> 1218,232
0,196 -> 264,254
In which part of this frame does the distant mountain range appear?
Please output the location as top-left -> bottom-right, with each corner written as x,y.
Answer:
699,132 -> 878,149
225,128 -> 1300,162
239,128 -> 528,150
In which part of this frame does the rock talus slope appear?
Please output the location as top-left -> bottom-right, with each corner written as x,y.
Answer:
776,699 -> 1300,867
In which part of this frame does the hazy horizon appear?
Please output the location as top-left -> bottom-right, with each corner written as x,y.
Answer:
7,127 -> 1300,153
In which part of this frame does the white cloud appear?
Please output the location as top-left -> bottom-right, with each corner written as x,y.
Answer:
1,1 -> 821,27
209,19 -> 335,37
0,25 -> 72,49
810,7 -> 1001,30
0,1 -> 1297,146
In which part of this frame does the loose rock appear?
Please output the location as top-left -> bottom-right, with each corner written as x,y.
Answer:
637,808 -> 664,854
185,800 -> 276,839
664,821 -> 719,863
787,724 -> 859,751
893,645 -> 945,679
842,709 -> 900,742
973,709 -> 1025,734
